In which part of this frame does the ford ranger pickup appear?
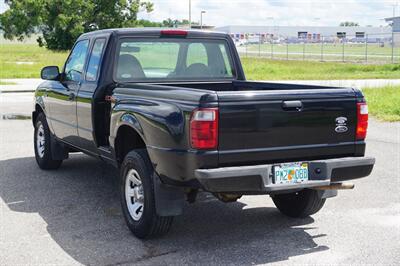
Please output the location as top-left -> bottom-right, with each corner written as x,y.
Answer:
33,29 -> 375,238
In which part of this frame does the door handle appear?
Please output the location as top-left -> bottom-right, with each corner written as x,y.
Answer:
68,92 -> 75,101
282,100 -> 303,110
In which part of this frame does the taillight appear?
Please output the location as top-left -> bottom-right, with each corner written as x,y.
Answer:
190,108 -> 219,150
356,102 -> 368,140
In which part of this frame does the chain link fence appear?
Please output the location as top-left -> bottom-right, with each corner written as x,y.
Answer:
236,33 -> 400,64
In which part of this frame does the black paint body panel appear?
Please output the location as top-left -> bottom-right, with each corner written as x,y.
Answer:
33,28 -> 368,190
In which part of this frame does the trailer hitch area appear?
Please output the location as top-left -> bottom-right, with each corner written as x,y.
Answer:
214,193 -> 242,203
311,182 -> 354,199
314,182 -> 355,190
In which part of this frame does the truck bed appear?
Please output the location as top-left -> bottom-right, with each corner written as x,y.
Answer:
113,81 -> 363,171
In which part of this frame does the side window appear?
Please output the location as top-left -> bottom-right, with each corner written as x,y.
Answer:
186,43 -> 208,66
64,40 -> 89,82
86,38 -> 106,81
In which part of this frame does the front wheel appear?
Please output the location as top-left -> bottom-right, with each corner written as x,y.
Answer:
120,150 -> 173,239
34,113 -> 63,170
272,189 -> 326,218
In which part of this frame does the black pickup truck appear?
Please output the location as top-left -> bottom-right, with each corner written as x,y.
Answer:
33,29 -> 375,238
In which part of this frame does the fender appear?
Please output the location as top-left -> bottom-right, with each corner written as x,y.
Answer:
112,115 -> 185,216
33,84 -> 56,135
32,94 -> 47,126
33,93 -> 68,161
111,112 -> 145,143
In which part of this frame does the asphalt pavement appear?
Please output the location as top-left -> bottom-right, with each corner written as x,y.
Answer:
0,92 -> 399,265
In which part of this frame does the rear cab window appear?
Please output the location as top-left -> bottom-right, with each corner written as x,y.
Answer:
114,38 -> 235,82
187,43 -> 208,66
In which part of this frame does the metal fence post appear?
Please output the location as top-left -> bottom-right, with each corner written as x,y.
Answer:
321,36 -> 324,62
271,40 -> 274,59
303,41 -> 306,61
286,38 -> 289,60
342,38 -> 345,62
365,34 -> 368,63
392,31 -> 395,64
258,34 -> 261,58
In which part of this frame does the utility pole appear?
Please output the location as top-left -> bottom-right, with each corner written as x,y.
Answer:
189,0 -> 192,29
200,11 -> 206,29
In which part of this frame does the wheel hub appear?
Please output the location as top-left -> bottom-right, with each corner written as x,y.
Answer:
125,169 -> 144,221
36,123 -> 45,158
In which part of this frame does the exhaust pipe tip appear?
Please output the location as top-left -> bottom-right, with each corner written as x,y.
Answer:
315,182 -> 355,190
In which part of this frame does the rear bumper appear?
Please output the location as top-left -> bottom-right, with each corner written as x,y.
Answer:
194,157 -> 375,193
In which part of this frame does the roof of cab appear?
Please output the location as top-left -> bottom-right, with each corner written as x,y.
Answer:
78,28 -> 229,40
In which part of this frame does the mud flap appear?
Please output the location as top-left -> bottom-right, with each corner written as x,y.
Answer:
153,174 -> 184,216
50,135 -> 69,160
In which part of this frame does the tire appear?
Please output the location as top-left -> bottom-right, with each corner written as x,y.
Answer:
120,149 -> 173,239
272,189 -> 326,218
34,112 -> 63,170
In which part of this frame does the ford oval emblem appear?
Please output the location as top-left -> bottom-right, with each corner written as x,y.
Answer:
335,125 -> 348,133
336,117 -> 347,124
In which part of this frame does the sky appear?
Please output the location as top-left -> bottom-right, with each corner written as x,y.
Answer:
1,0 -> 399,27
138,0 -> 399,27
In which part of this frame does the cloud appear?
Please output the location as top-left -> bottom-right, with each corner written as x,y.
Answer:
139,0 -> 398,27
0,0 -> 395,27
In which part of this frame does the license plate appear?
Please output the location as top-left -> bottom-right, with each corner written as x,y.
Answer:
273,162 -> 309,184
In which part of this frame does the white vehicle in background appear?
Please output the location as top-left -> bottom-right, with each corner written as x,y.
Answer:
234,39 -> 247,46
247,36 -> 260,44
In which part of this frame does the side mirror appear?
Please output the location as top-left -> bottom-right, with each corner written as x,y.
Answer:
41,66 -> 60,80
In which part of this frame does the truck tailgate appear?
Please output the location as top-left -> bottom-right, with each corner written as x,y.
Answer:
217,88 -> 358,165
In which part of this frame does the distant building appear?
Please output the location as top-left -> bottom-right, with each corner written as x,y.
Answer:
385,16 -> 400,32
385,16 -> 400,47
214,25 -> 391,42
190,25 -> 215,30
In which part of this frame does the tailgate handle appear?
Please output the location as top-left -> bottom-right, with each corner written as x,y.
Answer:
282,100 -> 303,110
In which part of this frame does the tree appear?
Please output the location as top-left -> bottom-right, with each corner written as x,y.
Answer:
0,0 -> 155,50
137,19 -> 162,27
339,21 -> 360,27
162,18 -> 192,28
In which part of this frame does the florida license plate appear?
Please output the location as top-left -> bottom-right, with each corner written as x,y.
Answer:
273,162 -> 309,184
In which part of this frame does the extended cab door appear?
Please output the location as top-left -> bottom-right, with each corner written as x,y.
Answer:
47,39 -> 90,145
76,38 -> 107,153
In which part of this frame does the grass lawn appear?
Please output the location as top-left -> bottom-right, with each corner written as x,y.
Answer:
242,58 -> 400,80
0,81 -> 16,85
1,44 -> 400,80
0,44 -> 68,79
362,86 -> 400,122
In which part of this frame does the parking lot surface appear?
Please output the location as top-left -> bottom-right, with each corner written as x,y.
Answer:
1,93 -> 399,265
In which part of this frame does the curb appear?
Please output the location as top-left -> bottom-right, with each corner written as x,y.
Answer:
0,90 -> 35,93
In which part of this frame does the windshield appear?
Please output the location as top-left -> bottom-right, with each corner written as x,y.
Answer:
114,38 -> 235,82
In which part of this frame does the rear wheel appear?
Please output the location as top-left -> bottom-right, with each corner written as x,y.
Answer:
272,189 -> 325,218
34,113 -> 63,170
120,149 -> 173,239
